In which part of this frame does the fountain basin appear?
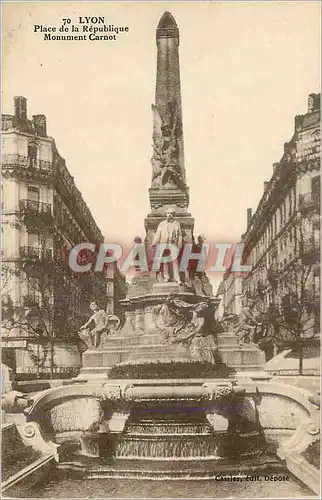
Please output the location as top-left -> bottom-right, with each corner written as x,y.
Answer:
10,377 -> 318,492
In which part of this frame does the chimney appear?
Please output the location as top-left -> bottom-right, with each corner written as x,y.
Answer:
247,208 -> 252,227
294,114 -> 303,132
14,96 -> 27,120
33,114 -> 47,137
264,181 -> 269,191
308,93 -> 320,113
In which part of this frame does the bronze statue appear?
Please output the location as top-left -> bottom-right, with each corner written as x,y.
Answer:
152,207 -> 183,283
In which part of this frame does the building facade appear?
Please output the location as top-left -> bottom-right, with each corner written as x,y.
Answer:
244,94 -> 320,353
216,93 -> 320,359
1,96 -> 124,378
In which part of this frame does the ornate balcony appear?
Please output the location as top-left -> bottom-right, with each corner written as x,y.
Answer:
20,199 -> 52,214
19,199 -> 53,231
299,192 -> 320,213
2,154 -> 52,172
20,246 -> 53,262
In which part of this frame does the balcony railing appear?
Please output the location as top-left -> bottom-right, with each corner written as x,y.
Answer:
20,199 -> 52,214
20,246 -> 53,261
2,154 -> 52,172
299,192 -> 320,212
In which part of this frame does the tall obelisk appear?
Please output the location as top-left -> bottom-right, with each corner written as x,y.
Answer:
145,12 -> 194,247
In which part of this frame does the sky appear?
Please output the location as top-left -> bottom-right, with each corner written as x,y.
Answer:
2,1 -> 321,288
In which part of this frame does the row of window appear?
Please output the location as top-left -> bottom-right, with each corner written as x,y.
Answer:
253,174 -> 320,267
56,162 -> 102,244
252,185 -> 297,265
54,196 -> 86,245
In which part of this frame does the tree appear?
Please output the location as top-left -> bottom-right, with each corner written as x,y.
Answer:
2,233 -> 110,379
249,213 -> 319,375
2,255 -> 77,379
1,229 -> 92,379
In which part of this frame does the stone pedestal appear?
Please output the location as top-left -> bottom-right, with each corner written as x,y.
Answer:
79,331 -> 265,380
78,311 -> 265,380
217,332 -> 265,372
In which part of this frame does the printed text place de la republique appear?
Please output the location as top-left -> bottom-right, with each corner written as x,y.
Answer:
34,24 -> 129,34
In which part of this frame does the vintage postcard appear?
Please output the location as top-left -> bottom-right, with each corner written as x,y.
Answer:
1,1 -> 321,499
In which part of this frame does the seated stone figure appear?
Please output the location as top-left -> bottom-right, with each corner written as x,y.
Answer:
234,299 -> 261,344
79,302 -> 120,349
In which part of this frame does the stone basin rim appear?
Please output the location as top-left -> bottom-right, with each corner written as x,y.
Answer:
24,380 -> 318,429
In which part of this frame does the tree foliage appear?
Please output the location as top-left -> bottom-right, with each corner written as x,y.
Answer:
244,213 -> 319,373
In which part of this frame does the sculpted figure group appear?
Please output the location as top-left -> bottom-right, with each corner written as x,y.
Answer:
151,101 -> 186,192
151,208 -> 212,295
221,299 -> 263,346
154,296 -> 218,364
78,295 -> 219,365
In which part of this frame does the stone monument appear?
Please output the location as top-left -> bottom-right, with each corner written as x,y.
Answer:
78,11 -> 264,380
145,11 -> 194,249
14,15 -> 317,488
